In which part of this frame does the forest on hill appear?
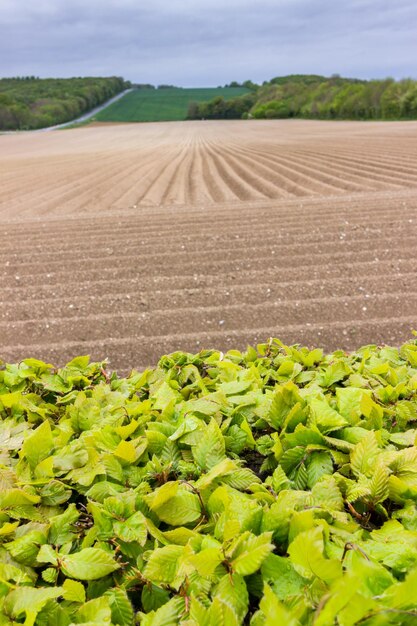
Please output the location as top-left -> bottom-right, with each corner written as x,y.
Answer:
0,76 -> 128,130
188,74 -> 417,121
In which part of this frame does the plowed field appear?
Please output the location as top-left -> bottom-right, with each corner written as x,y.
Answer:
1,119 -> 417,370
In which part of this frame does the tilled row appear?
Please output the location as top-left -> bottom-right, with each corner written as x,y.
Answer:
3,292 -> 417,346
1,188 -> 416,239
1,317 -> 415,373
2,273 -> 416,321
3,233 -> 417,278
3,120 -> 417,219
0,216 -> 415,264
2,258 -> 415,303
2,245 -> 416,288
2,120 -> 417,369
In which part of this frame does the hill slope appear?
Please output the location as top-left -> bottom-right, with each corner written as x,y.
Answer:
94,87 -> 250,122
190,74 -> 417,121
0,77 -> 128,130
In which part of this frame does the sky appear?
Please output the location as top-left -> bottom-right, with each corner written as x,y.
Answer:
1,0 -> 416,86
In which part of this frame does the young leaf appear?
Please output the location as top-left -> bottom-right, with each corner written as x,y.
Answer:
230,532 -> 274,576
139,597 -> 185,626
49,503 -> 79,545
113,510 -> 147,545
60,547 -> 120,580
3,586 -> 63,625
193,419 -> 226,470
145,482 -> 201,526
62,578 -> 86,603
307,451 -> 333,488
76,596 -> 112,624
308,398 -> 348,434
105,588 -> 134,626
143,545 -> 184,584
350,431 -> 379,477
259,583 -> 300,626
287,527 -> 342,583
22,420 -> 53,470
369,462 -> 390,505
214,573 -> 249,625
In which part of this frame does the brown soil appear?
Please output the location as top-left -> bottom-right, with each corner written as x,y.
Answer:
1,120 -> 416,371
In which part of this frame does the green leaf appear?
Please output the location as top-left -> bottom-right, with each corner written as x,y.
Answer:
4,586 -> 63,625
37,544 -> 58,566
336,387 -> 368,424
350,431 -> 379,477
369,462 -> 390,504
214,573 -> 249,625
229,531 -> 274,576
145,482 -> 201,525
259,583 -> 300,625
60,547 -> 120,580
311,476 -> 344,511
49,503 -> 79,545
41,568 -> 58,585
5,529 -> 47,566
307,451 -> 333,487
269,465 -> 291,493
313,576 -> 370,626
152,381 -> 181,412
141,584 -> 170,614
75,596 -> 112,624
267,382 -> 303,430
105,588 -> 134,626
319,360 -> 351,387
287,526 -> 342,583
114,440 -> 138,464
219,379 -> 252,396
195,458 -> 238,490
280,447 -> 305,475
380,566 -> 417,609
62,579 -> 86,603
22,420 -> 53,469
143,545 -> 184,584
188,547 -> 223,577
261,553 -> 307,600
139,597 -> 185,626
113,510 -> 147,545
193,419 -> 226,469
308,398 -> 348,434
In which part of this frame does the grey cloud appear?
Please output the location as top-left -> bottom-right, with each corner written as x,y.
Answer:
1,0 -> 416,84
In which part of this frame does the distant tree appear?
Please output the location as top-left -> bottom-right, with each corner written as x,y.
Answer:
0,76 -> 128,130
187,101 -> 200,119
242,80 -> 258,91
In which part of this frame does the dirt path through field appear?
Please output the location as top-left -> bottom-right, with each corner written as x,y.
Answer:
1,119 -> 416,370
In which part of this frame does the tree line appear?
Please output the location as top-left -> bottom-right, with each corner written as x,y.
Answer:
0,76 -> 129,130
187,74 -> 417,121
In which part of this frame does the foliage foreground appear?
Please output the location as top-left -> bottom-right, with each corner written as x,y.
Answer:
1,339 -> 417,625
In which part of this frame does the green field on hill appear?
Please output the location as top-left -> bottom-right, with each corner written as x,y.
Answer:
94,86 -> 249,122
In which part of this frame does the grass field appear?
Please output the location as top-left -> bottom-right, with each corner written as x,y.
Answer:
94,87 -> 249,122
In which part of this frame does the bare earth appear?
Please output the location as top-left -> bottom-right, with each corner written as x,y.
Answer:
1,119 -> 416,371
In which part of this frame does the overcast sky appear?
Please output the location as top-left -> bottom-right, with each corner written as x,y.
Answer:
1,0 -> 416,85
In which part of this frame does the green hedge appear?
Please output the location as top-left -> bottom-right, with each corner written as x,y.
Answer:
190,75 -> 417,121
0,77 -> 128,130
1,338 -> 417,624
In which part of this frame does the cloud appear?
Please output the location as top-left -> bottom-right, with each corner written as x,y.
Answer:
0,0 -> 416,84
